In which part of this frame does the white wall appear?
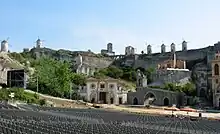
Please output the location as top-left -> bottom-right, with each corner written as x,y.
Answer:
83,80 -> 127,104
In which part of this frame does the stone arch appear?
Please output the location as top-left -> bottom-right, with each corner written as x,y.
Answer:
144,92 -> 156,100
144,92 -> 156,106
133,97 -> 138,105
214,64 -> 219,75
163,97 -> 169,106
135,67 -> 145,72
200,88 -> 206,97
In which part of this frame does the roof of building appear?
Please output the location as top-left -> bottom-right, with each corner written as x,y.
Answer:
166,68 -> 189,71
87,77 -> 119,82
1,40 -> 7,43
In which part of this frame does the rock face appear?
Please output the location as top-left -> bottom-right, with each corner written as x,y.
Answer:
27,43 -> 220,95
73,54 -> 113,75
112,43 -> 220,71
150,68 -> 191,87
113,43 -> 219,100
29,47 -> 114,75
192,61 -> 209,98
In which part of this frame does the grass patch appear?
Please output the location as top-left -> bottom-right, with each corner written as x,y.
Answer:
0,88 -> 41,104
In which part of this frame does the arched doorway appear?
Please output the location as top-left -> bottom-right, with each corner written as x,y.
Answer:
144,92 -> 156,106
90,91 -> 96,103
145,92 -> 156,100
200,88 -> 206,97
110,98 -> 114,104
163,98 -> 169,106
133,97 -> 138,105
118,97 -> 122,104
214,64 -> 219,75
91,98 -> 95,103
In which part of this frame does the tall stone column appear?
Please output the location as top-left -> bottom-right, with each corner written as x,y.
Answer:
107,92 -> 110,104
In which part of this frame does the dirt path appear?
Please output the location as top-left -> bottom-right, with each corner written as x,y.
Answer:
25,90 -> 87,108
24,90 -> 220,119
103,105 -> 220,120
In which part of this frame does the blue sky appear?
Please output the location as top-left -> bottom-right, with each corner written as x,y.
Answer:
0,0 -> 220,54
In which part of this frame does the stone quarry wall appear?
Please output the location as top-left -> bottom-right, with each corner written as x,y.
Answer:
192,62 -> 209,97
82,55 -> 113,68
150,69 -> 191,87
31,47 -> 114,69
133,49 -> 209,69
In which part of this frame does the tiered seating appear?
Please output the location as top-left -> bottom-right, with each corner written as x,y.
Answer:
0,104 -> 219,134
0,101 -> 19,110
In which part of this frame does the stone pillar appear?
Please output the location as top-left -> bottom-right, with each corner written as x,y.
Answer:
81,66 -> 85,74
87,67 -> 90,76
183,61 -> 186,69
114,94 -> 118,104
173,53 -> 176,68
107,93 -> 110,104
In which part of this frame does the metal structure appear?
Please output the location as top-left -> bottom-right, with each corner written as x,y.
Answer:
7,69 -> 26,88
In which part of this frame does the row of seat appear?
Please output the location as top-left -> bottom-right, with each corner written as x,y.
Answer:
0,104 -> 219,134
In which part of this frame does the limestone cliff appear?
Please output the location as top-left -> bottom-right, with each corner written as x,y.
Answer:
28,47 -> 114,74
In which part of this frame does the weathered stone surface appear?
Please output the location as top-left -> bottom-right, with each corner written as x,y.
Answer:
127,87 -> 185,106
29,47 -> 114,70
192,61 -> 209,97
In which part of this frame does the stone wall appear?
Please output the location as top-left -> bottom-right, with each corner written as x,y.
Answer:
118,45 -> 217,70
127,87 -> 184,106
192,62 -> 209,97
82,55 -> 113,68
32,48 -> 114,67
149,69 -> 191,87
0,68 -> 8,84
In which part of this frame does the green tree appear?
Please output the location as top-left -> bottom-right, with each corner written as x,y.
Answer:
95,66 -> 123,79
145,67 -> 155,84
164,82 -> 196,96
8,52 -> 26,64
106,66 -> 123,79
72,73 -> 86,86
181,83 -> 196,96
27,57 -> 75,98
94,71 -> 106,79
121,67 -> 136,81
164,83 -> 176,91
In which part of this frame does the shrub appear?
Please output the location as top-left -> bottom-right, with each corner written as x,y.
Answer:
33,93 -> 39,99
39,99 -> 46,106
0,88 -> 40,104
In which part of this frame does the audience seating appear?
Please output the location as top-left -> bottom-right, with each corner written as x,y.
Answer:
0,103 -> 218,134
